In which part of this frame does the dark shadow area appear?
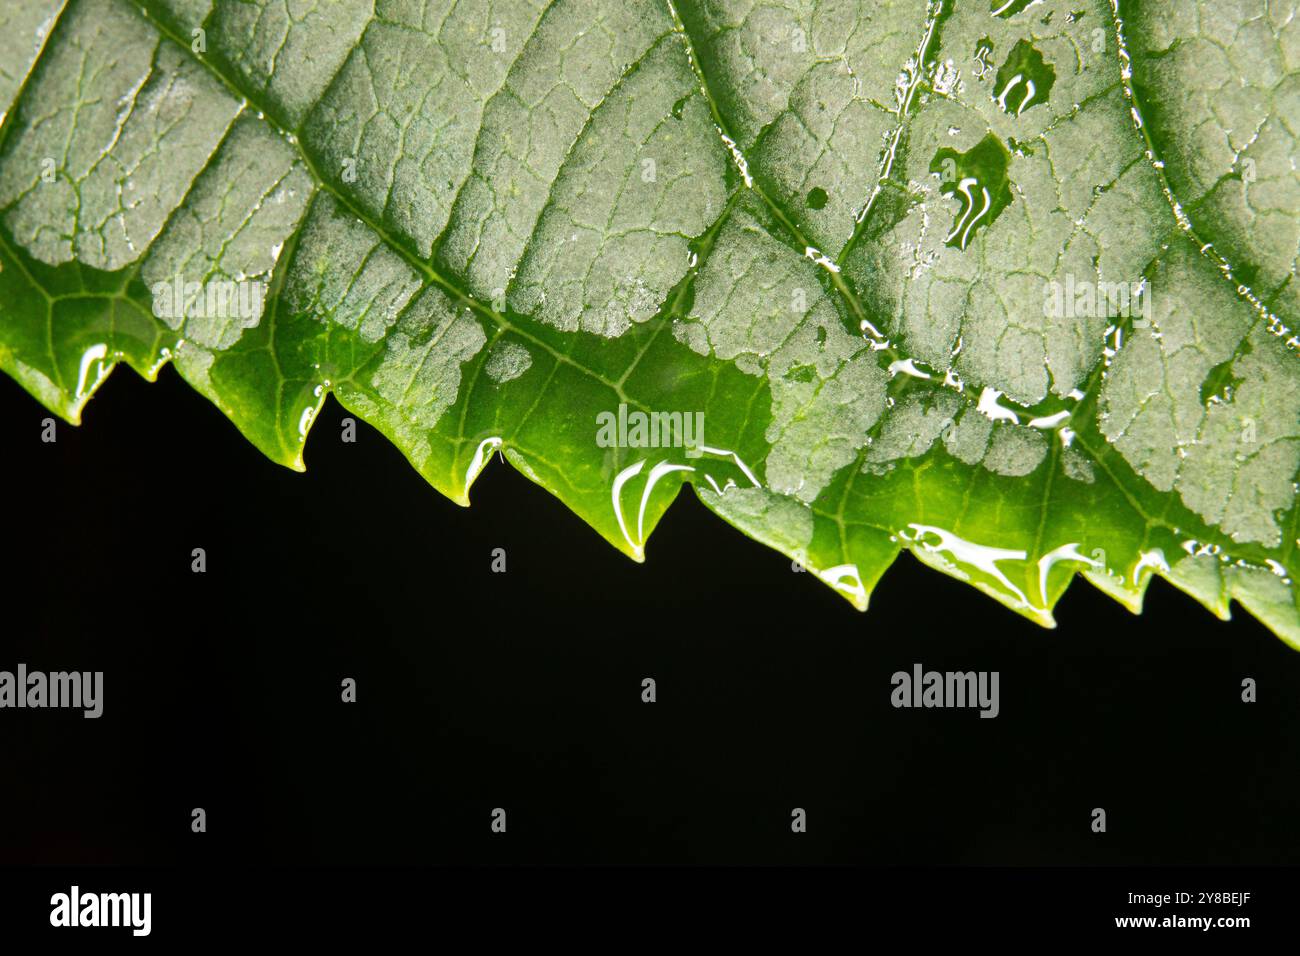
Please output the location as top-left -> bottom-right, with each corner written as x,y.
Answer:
3,365 -> 1298,865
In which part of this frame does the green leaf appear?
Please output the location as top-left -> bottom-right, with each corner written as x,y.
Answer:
2,0 -> 1297,646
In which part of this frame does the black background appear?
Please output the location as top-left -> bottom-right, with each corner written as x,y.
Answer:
2,364 -> 1299,871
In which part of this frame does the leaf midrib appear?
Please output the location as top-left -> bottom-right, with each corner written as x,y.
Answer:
14,0 -> 1294,558
1109,0 -> 1296,336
